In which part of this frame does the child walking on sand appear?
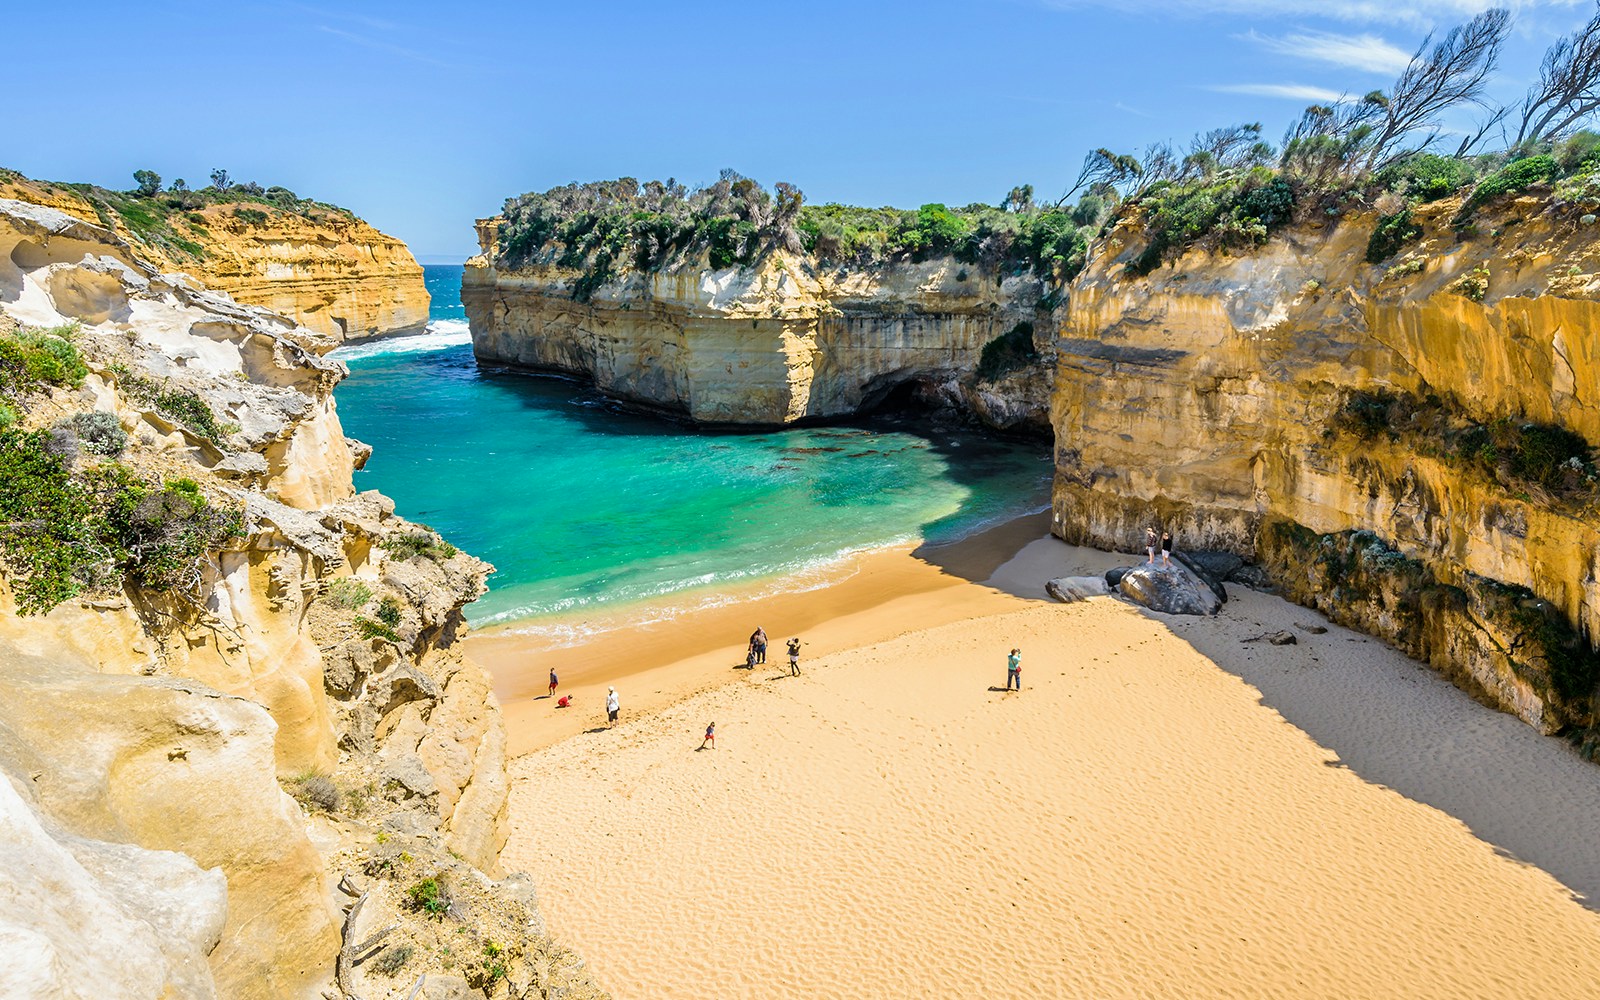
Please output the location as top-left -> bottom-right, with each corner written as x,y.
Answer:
1006,648 -> 1022,692
700,721 -> 716,749
548,668 -> 558,697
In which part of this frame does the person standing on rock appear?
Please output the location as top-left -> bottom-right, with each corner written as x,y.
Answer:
786,637 -> 803,676
1161,530 -> 1174,567
549,668 -> 558,697
606,686 -> 620,724
1146,527 -> 1159,566
1006,648 -> 1022,692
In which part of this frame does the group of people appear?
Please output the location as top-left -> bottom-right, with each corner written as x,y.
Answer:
744,626 -> 804,677
547,669 -> 624,725
1145,527 -> 1176,567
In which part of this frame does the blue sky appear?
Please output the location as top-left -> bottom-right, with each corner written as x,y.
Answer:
7,1 -> 1595,260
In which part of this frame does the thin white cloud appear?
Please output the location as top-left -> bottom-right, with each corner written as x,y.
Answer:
316,25 -> 453,67
1040,0 -> 1585,27
1209,82 -> 1348,101
1244,29 -> 1414,72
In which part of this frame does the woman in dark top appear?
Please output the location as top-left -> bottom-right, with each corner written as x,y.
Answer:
1161,530 -> 1174,567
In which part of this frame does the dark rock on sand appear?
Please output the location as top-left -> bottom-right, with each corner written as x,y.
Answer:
1117,563 -> 1223,616
1047,576 -> 1111,603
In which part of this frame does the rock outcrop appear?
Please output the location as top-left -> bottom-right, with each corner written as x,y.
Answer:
0,198 -> 603,1000
1,170 -> 429,343
464,218 -> 1053,433
1051,191 -> 1600,734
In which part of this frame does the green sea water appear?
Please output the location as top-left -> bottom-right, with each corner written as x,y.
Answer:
328,265 -> 1051,633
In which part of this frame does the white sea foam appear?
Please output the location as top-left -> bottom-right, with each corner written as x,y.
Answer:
328,319 -> 472,362
476,536 -> 905,644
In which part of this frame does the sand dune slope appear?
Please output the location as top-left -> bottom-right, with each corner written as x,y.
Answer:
505,596 -> 1600,999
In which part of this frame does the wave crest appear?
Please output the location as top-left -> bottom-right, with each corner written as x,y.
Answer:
329,319 -> 471,362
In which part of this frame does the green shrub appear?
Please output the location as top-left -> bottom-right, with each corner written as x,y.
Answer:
381,531 -> 457,562
1553,131 -> 1600,173
376,595 -> 402,627
1456,155 -> 1559,221
1374,154 -> 1476,203
232,207 -> 269,226
290,773 -> 340,812
975,322 -> 1038,381
354,616 -> 401,642
71,412 -> 127,457
1451,264 -> 1490,302
324,576 -> 373,610
406,877 -> 450,917
0,324 -> 87,396
0,430 -> 108,614
115,370 -> 229,446
1128,170 -> 1295,276
114,477 -> 245,591
1366,209 -> 1423,264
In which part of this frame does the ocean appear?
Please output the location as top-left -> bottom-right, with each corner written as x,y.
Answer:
328,264 -> 1052,630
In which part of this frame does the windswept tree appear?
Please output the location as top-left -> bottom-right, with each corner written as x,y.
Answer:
1001,184 -> 1035,213
209,168 -> 232,191
1055,149 -> 1142,206
132,169 -> 161,197
1360,8 -> 1511,170
1513,3 -> 1600,147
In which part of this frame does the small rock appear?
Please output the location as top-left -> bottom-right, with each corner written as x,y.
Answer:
1268,630 -> 1297,645
1294,622 -> 1329,634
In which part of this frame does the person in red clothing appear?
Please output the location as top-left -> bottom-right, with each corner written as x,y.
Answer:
699,721 -> 716,750
556,695 -> 572,709
548,668 -> 558,697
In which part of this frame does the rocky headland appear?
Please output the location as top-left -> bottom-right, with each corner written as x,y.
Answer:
462,180 -> 1067,435
1,169 -> 429,343
0,198 -> 602,1000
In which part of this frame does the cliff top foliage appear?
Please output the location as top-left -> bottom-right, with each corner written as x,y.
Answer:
0,165 -> 359,263
494,171 -> 1099,300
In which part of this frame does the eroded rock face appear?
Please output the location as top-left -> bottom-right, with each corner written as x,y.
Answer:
464,224 -> 1053,432
0,174 -> 429,343
1051,193 -> 1600,730
0,201 -> 602,999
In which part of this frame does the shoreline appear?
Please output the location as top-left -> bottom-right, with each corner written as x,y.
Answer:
465,509 -> 1066,757
496,529 -> 1600,998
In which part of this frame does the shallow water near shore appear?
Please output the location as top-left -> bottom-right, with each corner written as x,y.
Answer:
330,265 -> 1052,627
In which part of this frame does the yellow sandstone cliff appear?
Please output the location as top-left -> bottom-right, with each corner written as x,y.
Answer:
1052,192 -> 1600,735
464,218 -> 1054,433
0,199 -> 603,1000
0,170 -> 429,343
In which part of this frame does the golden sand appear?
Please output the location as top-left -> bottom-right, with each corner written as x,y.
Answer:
480,523 -> 1600,998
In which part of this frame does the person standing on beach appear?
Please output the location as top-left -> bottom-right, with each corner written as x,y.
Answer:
750,627 -> 768,665
786,637 -> 802,676
606,686 -> 620,724
700,721 -> 716,749
549,668 -> 558,697
1006,648 -> 1022,692
1161,530 -> 1174,567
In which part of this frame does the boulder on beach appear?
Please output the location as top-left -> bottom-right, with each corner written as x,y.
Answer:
1046,576 -> 1111,603
1116,562 -> 1224,616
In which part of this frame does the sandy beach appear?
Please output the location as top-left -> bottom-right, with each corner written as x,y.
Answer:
485,521 -> 1600,998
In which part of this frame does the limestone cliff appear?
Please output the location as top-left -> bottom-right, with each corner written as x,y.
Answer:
0,199 -> 603,1000
1,169 -> 429,343
1051,192 -> 1600,736
464,219 -> 1054,434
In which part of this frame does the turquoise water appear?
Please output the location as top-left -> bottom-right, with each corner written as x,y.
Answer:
329,265 -> 1051,629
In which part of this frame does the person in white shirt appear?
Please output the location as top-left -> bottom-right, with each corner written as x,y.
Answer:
606,686 -> 620,724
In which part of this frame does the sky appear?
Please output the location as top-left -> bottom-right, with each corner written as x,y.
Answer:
6,0 -> 1597,261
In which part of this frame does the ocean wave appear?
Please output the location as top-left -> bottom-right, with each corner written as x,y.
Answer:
473,536 -> 909,642
328,319 -> 472,362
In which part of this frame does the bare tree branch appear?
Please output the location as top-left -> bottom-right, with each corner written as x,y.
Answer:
1514,3 -> 1600,146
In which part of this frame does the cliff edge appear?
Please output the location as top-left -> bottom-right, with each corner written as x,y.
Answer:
1,169 -> 429,343
0,198 -> 603,1000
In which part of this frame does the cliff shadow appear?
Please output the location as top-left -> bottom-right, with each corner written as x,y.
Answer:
1155,587 -> 1600,913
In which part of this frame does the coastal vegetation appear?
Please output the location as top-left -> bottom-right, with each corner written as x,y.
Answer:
0,164 -> 356,262
1334,388 -> 1598,505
